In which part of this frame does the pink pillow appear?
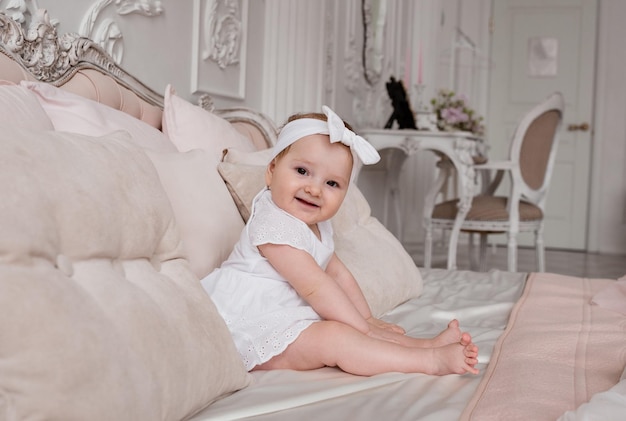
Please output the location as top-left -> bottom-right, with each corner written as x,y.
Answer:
21,80 -> 175,152
162,84 -> 255,159
0,81 -> 53,130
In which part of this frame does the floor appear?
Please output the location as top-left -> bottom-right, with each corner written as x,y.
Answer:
404,241 -> 626,280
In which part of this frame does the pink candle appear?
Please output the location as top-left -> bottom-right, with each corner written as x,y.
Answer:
404,47 -> 411,87
417,42 -> 423,85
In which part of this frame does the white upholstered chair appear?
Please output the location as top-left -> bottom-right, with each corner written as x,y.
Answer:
424,92 -> 564,272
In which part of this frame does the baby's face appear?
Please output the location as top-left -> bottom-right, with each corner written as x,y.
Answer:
265,134 -> 353,228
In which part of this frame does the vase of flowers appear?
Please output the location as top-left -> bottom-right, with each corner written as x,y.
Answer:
430,89 -> 485,135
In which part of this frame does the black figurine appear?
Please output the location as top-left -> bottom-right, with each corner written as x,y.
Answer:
384,76 -> 417,129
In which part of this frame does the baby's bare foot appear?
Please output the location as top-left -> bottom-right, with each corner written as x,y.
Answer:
464,342 -> 479,368
429,341 -> 480,376
432,319 -> 470,348
460,331 -> 473,346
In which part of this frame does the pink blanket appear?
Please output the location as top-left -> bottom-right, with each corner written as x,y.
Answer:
461,272 -> 626,421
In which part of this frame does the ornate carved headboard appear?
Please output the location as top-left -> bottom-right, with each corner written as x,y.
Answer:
0,10 -> 164,127
0,9 -> 277,147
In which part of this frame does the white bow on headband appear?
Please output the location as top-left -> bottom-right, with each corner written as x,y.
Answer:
271,105 -> 381,166
322,106 -> 380,165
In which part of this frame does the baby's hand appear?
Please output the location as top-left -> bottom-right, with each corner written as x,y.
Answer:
367,317 -> 405,335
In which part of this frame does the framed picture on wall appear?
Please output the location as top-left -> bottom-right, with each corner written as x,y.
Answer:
191,0 -> 249,99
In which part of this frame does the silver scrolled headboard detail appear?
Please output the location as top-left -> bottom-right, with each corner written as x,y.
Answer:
0,9 -> 163,107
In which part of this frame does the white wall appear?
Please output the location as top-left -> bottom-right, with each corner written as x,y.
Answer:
588,0 -> 626,254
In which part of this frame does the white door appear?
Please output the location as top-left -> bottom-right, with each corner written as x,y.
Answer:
488,0 -> 597,250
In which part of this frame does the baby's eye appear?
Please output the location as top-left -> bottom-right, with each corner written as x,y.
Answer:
296,167 -> 307,175
326,180 -> 339,188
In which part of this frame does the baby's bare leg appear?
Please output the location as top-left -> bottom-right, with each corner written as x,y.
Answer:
254,320 -> 479,376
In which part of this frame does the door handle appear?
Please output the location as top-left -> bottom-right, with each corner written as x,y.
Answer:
567,122 -> 590,132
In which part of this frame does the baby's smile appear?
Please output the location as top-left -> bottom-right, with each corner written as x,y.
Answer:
296,196 -> 320,208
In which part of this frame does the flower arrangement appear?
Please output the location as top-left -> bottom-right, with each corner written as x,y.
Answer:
430,89 -> 485,135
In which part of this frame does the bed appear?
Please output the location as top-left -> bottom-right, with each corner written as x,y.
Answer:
1,9 -> 624,421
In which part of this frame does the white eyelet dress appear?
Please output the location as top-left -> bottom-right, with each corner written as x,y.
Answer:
201,188 -> 335,370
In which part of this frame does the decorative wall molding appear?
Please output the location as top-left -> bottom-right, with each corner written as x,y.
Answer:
0,0 -> 57,28
201,0 -> 243,70
78,0 -> 164,64
191,0 -> 247,99
323,2 -> 336,104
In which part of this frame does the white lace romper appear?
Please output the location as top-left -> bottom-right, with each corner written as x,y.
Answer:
201,188 -> 334,370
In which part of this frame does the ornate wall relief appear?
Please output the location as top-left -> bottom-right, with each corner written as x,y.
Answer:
191,0 -> 247,99
79,0 -> 164,64
202,0 -> 243,70
0,0 -> 56,28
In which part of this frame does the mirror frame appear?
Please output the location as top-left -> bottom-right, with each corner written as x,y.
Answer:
361,0 -> 386,85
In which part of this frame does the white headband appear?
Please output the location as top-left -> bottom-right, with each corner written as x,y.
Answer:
271,105 -> 381,166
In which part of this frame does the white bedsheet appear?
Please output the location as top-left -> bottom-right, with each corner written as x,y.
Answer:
191,268 -> 527,421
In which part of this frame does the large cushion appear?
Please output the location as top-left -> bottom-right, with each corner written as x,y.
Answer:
21,80 -> 176,152
217,149 -> 423,317
0,127 -> 250,420
0,81 -> 53,130
147,149 -> 245,279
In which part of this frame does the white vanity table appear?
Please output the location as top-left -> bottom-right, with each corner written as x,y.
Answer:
359,128 -> 485,270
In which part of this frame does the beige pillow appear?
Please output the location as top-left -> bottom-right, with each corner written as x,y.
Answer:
0,127 -> 250,420
217,161 -> 266,221
147,149 -> 245,279
221,147 -> 274,166
217,149 -> 273,221
218,149 -> 423,317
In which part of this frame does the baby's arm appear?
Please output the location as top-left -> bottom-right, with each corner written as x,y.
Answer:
325,254 -> 372,319
326,254 -> 405,335
259,243 -> 370,334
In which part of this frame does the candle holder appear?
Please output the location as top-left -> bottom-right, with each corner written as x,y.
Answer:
411,83 -> 439,131
411,83 -> 429,113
